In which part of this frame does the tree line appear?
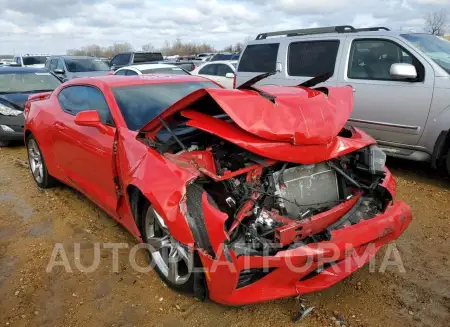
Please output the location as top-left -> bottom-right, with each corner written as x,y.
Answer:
66,38 -> 247,58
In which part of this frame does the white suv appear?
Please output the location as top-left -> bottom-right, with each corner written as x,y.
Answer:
235,25 -> 450,174
13,54 -> 50,68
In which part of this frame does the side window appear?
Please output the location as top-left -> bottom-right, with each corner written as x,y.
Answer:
199,64 -> 217,75
348,39 -> 424,81
125,70 -> 138,76
216,64 -> 233,76
115,69 -> 127,75
49,59 -> 58,71
288,41 -> 340,77
111,54 -> 131,66
238,43 -> 279,73
56,60 -> 65,70
58,86 -> 114,126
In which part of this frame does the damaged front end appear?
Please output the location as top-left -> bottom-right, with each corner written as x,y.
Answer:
139,85 -> 412,305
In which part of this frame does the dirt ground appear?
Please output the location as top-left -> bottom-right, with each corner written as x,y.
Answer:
0,144 -> 449,327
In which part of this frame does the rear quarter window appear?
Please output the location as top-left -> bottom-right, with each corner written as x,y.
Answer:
237,43 -> 279,73
288,40 -> 340,77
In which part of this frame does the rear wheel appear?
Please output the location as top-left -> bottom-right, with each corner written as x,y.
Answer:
26,135 -> 58,188
0,140 -> 10,147
141,203 -> 201,295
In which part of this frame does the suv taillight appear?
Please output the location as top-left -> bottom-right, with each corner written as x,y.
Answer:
233,74 -> 236,89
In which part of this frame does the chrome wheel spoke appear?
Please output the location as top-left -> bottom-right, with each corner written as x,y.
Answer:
167,250 -> 179,283
147,235 -> 170,252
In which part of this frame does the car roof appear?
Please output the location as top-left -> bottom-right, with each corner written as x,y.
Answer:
248,30 -> 406,44
121,63 -> 179,71
48,55 -> 99,60
65,75 -> 210,87
204,60 -> 238,65
0,67 -> 49,74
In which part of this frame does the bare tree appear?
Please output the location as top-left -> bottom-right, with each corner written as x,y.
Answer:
424,9 -> 448,36
142,43 -> 155,52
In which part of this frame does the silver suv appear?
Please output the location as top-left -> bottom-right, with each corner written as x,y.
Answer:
235,25 -> 450,174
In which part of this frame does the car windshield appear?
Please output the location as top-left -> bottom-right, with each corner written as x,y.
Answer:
141,67 -> 190,75
113,81 -> 219,131
22,56 -> 48,65
0,72 -> 61,93
401,33 -> 450,74
65,58 -> 110,72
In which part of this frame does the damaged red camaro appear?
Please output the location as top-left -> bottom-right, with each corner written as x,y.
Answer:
24,74 -> 411,305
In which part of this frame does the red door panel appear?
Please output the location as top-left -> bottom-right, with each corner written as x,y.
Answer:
52,111 -> 118,216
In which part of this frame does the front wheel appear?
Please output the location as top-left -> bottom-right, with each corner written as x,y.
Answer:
26,135 -> 58,188
141,203 -> 203,295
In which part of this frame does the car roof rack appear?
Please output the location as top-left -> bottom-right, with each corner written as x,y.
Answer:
255,25 -> 390,40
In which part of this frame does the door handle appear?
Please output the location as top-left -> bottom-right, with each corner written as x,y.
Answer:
55,122 -> 68,131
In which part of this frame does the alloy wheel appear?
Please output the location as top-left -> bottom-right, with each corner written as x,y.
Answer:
145,209 -> 193,285
27,138 -> 44,184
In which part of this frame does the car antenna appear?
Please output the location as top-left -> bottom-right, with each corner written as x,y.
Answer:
298,72 -> 333,88
158,116 -> 186,151
237,71 -> 278,103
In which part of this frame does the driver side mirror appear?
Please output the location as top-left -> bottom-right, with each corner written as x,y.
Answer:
74,110 -> 112,135
54,68 -> 65,74
390,63 -> 417,80
225,72 -> 235,78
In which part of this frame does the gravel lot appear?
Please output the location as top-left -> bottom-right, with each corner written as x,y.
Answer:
0,144 -> 449,327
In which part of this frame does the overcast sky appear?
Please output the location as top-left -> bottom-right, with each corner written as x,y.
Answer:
0,0 -> 448,54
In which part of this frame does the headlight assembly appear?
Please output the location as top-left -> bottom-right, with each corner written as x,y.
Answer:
0,103 -> 22,116
357,145 -> 387,176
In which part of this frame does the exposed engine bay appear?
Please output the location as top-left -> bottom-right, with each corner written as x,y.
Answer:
157,129 -> 390,256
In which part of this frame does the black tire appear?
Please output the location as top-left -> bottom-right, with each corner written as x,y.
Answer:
26,134 -> 58,188
0,140 -> 10,147
140,201 -> 206,298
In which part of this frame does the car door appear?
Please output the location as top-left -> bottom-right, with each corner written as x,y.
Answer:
340,36 -> 434,145
110,54 -> 131,71
52,85 -> 118,215
197,64 -> 220,83
215,64 -> 235,89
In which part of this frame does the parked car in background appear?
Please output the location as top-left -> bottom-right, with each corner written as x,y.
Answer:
209,52 -> 240,61
0,59 -> 14,66
191,60 -> 236,88
0,67 -> 61,146
24,74 -> 411,305
164,61 -> 202,72
235,25 -> 450,175
114,63 -> 190,76
45,56 -> 111,82
109,52 -> 164,71
13,54 -> 50,68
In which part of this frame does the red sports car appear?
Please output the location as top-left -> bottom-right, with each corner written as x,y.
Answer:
24,74 -> 412,305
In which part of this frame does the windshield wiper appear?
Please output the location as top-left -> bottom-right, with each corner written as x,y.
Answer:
158,116 -> 186,151
237,71 -> 278,103
298,72 -> 333,88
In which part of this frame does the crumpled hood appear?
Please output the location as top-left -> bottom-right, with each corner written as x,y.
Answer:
140,85 -> 354,145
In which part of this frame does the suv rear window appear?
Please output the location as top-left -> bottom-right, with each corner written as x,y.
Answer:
288,41 -> 340,77
133,53 -> 164,63
238,43 -> 279,72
